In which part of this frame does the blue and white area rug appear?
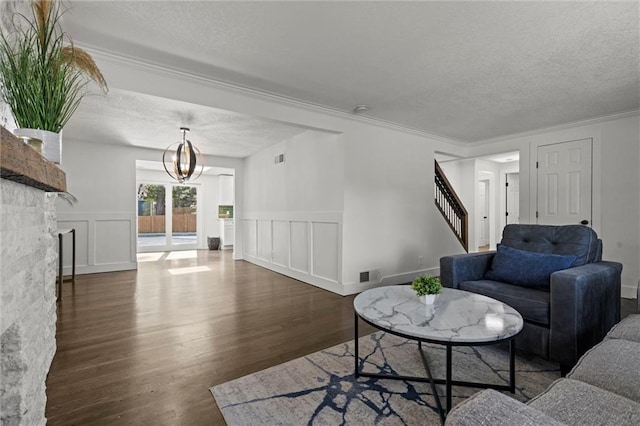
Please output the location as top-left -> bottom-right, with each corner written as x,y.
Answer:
211,332 -> 560,425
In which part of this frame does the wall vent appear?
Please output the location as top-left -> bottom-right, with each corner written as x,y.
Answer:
359,271 -> 370,283
274,153 -> 285,164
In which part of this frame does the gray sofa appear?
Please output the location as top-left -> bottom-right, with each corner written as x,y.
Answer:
440,224 -> 622,373
445,313 -> 640,425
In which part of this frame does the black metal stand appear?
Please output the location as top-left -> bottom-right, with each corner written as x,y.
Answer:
57,229 -> 76,301
354,313 -> 517,422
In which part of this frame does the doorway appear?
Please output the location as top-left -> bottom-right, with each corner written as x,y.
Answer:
506,173 -> 519,225
478,179 -> 490,250
137,183 -> 199,252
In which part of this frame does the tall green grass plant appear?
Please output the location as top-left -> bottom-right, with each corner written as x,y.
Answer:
0,0 -> 106,133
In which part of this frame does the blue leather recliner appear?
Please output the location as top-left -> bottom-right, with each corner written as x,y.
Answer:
440,224 -> 622,373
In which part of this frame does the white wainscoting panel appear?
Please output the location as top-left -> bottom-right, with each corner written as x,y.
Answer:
257,220 -> 272,261
242,212 -> 343,294
242,219 -> 257,257
272,221 -> 289,268
57,211 -> 137,275
290,221 -> 309,273
311,222 -> 339,282
58,220 -> 89,269
95,219 -> 132,265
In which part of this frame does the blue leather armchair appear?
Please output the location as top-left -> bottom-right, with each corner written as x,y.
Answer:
440,224 -> 622,373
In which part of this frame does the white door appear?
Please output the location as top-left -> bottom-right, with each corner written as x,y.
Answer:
478,180 -> 490,247
537,139 -> 592,226
506,173 -> 519,224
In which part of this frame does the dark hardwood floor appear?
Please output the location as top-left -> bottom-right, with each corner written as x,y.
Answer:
46,250 -> 375,425
46,250 -> 637,425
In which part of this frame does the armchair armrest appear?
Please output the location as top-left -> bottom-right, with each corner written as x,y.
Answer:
549,261 -> 623,367
445,389 -> 566,426
440,251 -> 495,288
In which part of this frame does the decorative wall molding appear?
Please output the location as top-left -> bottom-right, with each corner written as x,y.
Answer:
473,109 -> 640,146
83,44 -> 465,146
241,212 -> 343,294
57,211 -> 137,275
241,212 -> 444,295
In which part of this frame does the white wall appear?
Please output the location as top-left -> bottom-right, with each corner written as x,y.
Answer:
242,123 -> 464,295
438,161 -> 462,193
341,126 -> 462,293
600,116 -> 640,298
242,130 -> 347,293
56,139 -> 138,274
219,175 -> 234,205
469,114 -> 640,298
56,137 -> 243,275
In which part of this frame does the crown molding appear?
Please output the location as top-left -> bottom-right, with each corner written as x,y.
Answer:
80,43 -> 466,147
473,109 -> 640,146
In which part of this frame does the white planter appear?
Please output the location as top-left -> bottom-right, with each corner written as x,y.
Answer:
14,128 -> 62,164
420,294 -> 437,305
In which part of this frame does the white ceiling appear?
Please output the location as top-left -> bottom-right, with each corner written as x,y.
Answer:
61,1 -> 639,151
65,89 -> 313,157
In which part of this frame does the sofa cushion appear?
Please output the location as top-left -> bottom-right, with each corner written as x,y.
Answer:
501,224 -> 600,266
606,314 -> 640,343
568,338 -> 640,403
459,279 -> 550,325
444,389 -> 566,426
528,378 -> 640,426
484,244 -> 577,288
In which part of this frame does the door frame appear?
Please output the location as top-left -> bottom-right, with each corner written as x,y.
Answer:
505,172 -> 520,226
136,180 -> 203,253
478,179 -> 490,248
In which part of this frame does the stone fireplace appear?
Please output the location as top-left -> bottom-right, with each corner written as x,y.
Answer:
1,126 -> 66,425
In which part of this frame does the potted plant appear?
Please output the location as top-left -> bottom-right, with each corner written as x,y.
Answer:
0,0 -> 107,163
411,274 -> 442,305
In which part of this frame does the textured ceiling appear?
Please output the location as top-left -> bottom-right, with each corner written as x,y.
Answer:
64,89 -> 312,158
62,1 -> 639,143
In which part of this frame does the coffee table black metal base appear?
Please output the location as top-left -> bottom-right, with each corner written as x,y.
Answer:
354,313 -> 517,424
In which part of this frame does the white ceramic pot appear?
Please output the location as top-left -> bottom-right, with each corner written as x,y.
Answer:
14,128 -> 61,164
420,294 -> 436,305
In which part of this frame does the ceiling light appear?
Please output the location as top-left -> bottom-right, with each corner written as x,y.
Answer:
353,105 -> 369,113
162,127 -> 204,183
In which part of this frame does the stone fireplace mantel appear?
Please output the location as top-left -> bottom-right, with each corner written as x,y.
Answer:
1,126 -> 66,425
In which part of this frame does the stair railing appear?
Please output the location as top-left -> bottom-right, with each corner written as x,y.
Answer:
434,160 -> 468,252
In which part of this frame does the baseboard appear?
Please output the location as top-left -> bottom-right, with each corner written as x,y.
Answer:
341,267 -> 440,295
622,283 -> 638,299
242,256 -> 345,295
62,262 -> 137,276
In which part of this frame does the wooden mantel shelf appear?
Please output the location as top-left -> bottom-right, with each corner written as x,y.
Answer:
1,125 -> 66,192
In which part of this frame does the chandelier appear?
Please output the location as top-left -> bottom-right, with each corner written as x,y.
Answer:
162,127 -> 203,183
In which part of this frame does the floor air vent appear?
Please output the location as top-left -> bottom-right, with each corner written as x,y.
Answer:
359,271 -> 370,283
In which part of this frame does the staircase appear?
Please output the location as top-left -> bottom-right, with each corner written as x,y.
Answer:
434,160 -> 468,252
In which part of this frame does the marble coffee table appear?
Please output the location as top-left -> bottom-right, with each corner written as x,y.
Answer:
353,285 -> 523,421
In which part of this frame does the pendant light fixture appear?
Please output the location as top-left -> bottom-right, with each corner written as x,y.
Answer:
162,127 -> 204,183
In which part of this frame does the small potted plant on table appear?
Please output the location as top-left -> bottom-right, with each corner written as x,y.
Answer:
412,274 -> 442,305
